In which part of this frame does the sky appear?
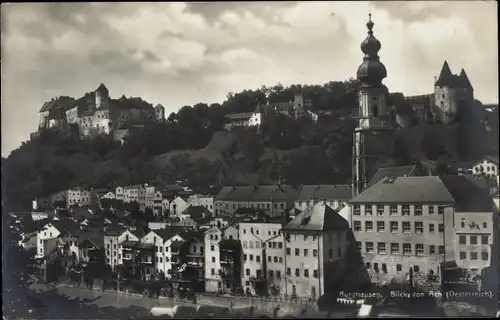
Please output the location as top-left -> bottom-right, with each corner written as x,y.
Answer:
1,1 -> 498,156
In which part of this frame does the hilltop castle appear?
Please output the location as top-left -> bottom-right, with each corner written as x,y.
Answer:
37,83 -> 165,139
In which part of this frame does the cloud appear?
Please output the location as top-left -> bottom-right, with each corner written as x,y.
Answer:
1,1 -> 498,156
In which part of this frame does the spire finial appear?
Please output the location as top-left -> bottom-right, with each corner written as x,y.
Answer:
366,10 -> 374,35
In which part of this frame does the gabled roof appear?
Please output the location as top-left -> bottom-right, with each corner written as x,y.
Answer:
50,218 -> 81,236
215,184 -> 297,202
182,205 -> 208,219
367,165 -> 418,188
282,203 -> 349,232
434,61 -> 472,88
484,155 -> 499,165
96,83 -> 109,93
295,184 -> 352,201
152,227 -> 191,242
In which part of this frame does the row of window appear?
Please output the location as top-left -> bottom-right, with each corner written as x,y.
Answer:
365,262 -> 427,274
286,268 -> 319,278
296,200 -> 345,207
458,235 -> 489,245
353,204 -> 444,216
459,251 -> 489,261
356,241 -> 445,255
353,220 -> 444,233
286,248 -> 321,258
459,220 -> 488,229
219,202 -> 286,210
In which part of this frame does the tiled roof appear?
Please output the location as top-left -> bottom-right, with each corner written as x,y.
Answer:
295,184 -> 353,201
183,206 -> 208,219
271,102 -> 293,113
367,165 -> 417,188
219,239 -> 240,248
349,176 -> 454,204
225,112 -> 254,120
78,231 -> 104,248
283,203 -> 349,232
484,154 -> 499,165
170,240 -> 184,249
215,184 -> 297,202
121,240 -> 139,248
153,227 -> 190,242
123,184 -> 144,190
50,218 -> 82,236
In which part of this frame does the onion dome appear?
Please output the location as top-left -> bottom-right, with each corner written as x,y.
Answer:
356,14 -> 387,86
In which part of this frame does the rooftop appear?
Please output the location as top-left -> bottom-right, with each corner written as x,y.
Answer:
295,184 -> 352,201
366,165 -> 417,188
225,112 -> 254,120
215,184 -> 296,202
283,203 -> 349,232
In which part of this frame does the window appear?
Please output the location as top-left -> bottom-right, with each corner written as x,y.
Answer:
390,243 -> 399,254
377,221 -> 385,232
483,222 -> 487,228
428,206 -> 434,214
390,221 -> 398,232
313,270 -> 318,278
438,224 -> 444,233
211,268 -> 215,275
274,256 -> 278,263
256,256 -> 261,263
470,236 -> 478,245
246,269 -> 250,276
286,268 -> 291,276
354,205 -> 360,215
470,252 -> 478,260
416,244 -> 424,256
249,254 -> 253,261
269,270 -> 274,278
429,224 -> 435,233
415,222 -> 423,233
414,205 -> 422,216
286,248 -> 291,255
413,266 -> 420,273
459,251 -> 466,259
481,235 -> 488,245
295,248 -> 299,256
372,105 -> 378,117
429,245 -> 435,254
396,264 -> 402,272
365,205 -> 372,215
276,271 -> 281,279
365,221 -> 373,231
481,252 -> 489,260
377,205 -> 384,215
460,221 -> 465,228
366,242 -> 374,253
304,269 -> 309,278
403,243 -> 412,255
295,268 -> 300,277
279,257 -> 283,263
382,263 -> 387,273
278,242 -> 283,249
374,263 -> 379,272
354,221 -> 362,231
313,249 -> 318,257
304,249 -> 308,257
356,241 -> 362,252
402,205 -> 410,215
390,205 -> 397,215
438,207 -> 444,215
377,242 -> 386,254
459,236 -> 466,245
244,254 -> 248,261
438,246 -> 445,254
403,222 -> 411,233
304,235 -> 308,241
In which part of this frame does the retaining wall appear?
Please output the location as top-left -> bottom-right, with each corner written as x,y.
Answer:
195,293 -> 318,316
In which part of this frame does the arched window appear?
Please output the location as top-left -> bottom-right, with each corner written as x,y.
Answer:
372,104 -> 378,117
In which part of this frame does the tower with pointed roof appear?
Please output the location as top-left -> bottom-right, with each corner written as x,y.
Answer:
352,13 -> 395,196
434,61 -> 474,124
154,104 -> 165,122
95,83 -> 110,109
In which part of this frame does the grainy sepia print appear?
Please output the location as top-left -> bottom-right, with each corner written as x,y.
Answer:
1,1 -> 499,319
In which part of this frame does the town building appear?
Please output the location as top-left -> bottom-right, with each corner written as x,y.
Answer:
352,14 -> 395,197
35,219 -> 82,268
116,183 -> 157,212
65,188 -> 92,209
281,202 -> 351,300
294,184 -> 352,212
170,196 -> 189,217
104,228 -> 138,270
239,219 -> 286,296
366,165 -> 420,188
187,194 -> 214,215
224,104 -> 263,130
472,155 -> 499,180
348,175 -> 496,289
204,225 -> 240,292
171,231 -> 206,292
214,184 -> 297,217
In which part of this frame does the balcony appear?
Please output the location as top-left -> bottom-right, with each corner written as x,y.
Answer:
220,257 -> 234,266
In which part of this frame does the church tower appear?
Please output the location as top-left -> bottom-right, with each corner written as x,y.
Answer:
352,14 -> 395,196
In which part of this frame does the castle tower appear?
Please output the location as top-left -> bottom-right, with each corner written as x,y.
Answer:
433,61 -> 474,124
154,104 -> 165,122
352,13 -> 395,196
95,83 -> 109,109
